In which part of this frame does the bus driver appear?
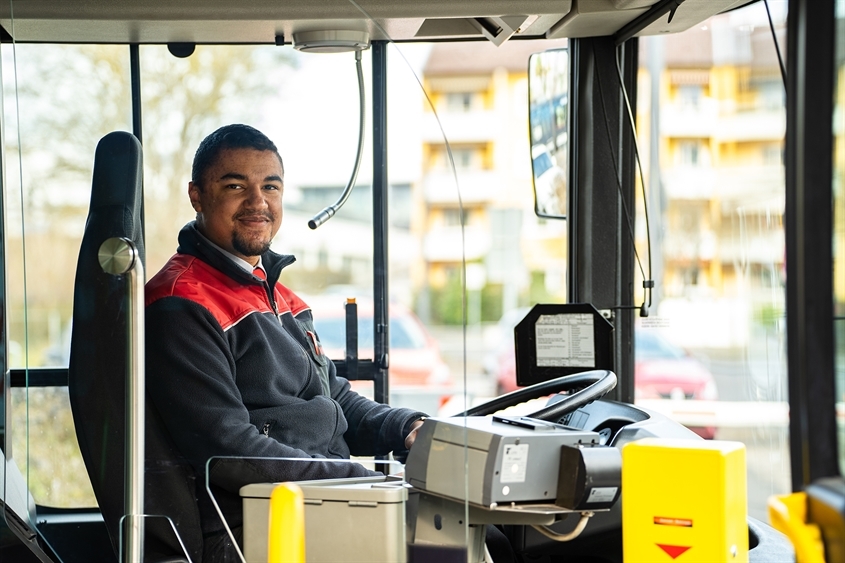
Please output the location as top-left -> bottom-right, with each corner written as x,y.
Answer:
144,124 -> 427,562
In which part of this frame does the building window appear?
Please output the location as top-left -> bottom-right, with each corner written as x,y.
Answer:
677,85 -> 703,109
763,144 -> 783,165
430,145 -> 483,170
446,92 -> 475,112
452,148 -> 475,169
682,266 -> 700,287
677,140 -> 702,166
757,79 -> 785,110
443,208 -> 464,226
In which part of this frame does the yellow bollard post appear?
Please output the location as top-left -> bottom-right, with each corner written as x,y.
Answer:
268,483 -> 305,563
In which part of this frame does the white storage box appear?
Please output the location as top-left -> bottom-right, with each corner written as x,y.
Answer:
241,476 -> 407,563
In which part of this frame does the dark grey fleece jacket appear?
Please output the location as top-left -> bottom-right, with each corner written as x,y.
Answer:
144,222 -> 425,561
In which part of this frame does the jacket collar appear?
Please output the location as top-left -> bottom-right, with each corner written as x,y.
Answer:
176,221 -> 295,286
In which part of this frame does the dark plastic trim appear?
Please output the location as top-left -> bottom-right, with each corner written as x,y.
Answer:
785,0 -> 839,488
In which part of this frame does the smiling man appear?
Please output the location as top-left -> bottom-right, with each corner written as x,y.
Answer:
188,139 -> 284,262
144,124 -> 426,562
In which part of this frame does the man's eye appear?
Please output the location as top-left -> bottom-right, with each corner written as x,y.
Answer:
226,184 -> 243,190
264,184 -> 281,191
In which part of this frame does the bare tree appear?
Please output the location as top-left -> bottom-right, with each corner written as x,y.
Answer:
3,43 -> 294,507
8,43 -> 294,271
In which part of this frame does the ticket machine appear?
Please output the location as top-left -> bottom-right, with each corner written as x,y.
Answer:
241,410 -> 624,563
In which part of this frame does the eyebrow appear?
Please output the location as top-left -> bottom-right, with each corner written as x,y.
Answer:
218,172 -> 283,183
219,172 -> 246,181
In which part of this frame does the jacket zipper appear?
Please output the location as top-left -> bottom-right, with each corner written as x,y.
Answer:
266,280 -> 318,390
260,279 -> 278,315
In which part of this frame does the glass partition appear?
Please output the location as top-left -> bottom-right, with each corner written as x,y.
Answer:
2,42 -> 133,364
2,41 -> 133,548
634,0 -> 789,520
835,0 -> 845,474
404,39 -> 569,410
372,31 -> 589,560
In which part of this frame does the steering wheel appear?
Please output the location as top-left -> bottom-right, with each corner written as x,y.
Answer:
453,369 -> 617,422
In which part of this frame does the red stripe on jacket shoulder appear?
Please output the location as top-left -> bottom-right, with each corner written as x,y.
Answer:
146,254 -> 290,331
276,284 -> 310,317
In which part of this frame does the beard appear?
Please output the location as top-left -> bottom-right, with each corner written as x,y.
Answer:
232,231 -> 273,257
230,209 -> 277,257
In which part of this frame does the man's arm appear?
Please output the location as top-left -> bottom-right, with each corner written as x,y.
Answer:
327,362 -> 427,456
146,297 -> 374,493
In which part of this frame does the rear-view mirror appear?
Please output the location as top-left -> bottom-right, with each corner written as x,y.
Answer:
528,48 -> 569,219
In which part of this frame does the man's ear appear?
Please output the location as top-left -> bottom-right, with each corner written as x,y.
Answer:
188,182 -> 202,213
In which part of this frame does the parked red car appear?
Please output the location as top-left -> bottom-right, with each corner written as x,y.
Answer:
633,330 -> 718,403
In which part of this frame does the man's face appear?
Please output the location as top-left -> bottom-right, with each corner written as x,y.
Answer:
188,148 -> 284,265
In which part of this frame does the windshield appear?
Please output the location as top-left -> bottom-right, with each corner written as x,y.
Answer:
0,2 -> 796,561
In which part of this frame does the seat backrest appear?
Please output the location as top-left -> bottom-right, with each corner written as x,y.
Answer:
68,131 -> 200,562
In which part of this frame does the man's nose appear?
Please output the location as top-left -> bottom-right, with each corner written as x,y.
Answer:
244,185 -> 268,207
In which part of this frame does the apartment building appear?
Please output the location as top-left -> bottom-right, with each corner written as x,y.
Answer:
637,17 -> 786,348
418,40 -> 568,323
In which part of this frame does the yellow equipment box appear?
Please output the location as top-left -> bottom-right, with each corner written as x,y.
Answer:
622,438 -> 748,562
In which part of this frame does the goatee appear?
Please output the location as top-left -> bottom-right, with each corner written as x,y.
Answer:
232,233 -> 272,257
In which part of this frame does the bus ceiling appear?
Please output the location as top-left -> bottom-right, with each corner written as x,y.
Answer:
0,0 -> 753,45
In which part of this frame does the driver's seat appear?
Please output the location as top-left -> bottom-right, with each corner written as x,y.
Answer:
69,131 -> 201,562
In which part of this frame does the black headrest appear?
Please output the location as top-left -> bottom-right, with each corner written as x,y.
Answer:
86,130 -> 145,261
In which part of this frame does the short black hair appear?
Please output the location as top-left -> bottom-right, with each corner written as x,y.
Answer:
191,124 -> 283,186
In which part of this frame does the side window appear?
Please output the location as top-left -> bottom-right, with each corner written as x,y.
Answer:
4,44 -> 134,508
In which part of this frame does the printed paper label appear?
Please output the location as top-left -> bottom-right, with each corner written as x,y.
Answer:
500,444 -> 529,483
535,313 -> 595,367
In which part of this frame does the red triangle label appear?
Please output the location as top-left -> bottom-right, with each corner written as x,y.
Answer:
657,544 -> 691,559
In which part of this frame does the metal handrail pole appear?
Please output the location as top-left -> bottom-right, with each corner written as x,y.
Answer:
99,237 -> 145,563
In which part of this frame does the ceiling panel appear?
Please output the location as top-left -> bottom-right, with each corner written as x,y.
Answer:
0,0 -> 756,44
